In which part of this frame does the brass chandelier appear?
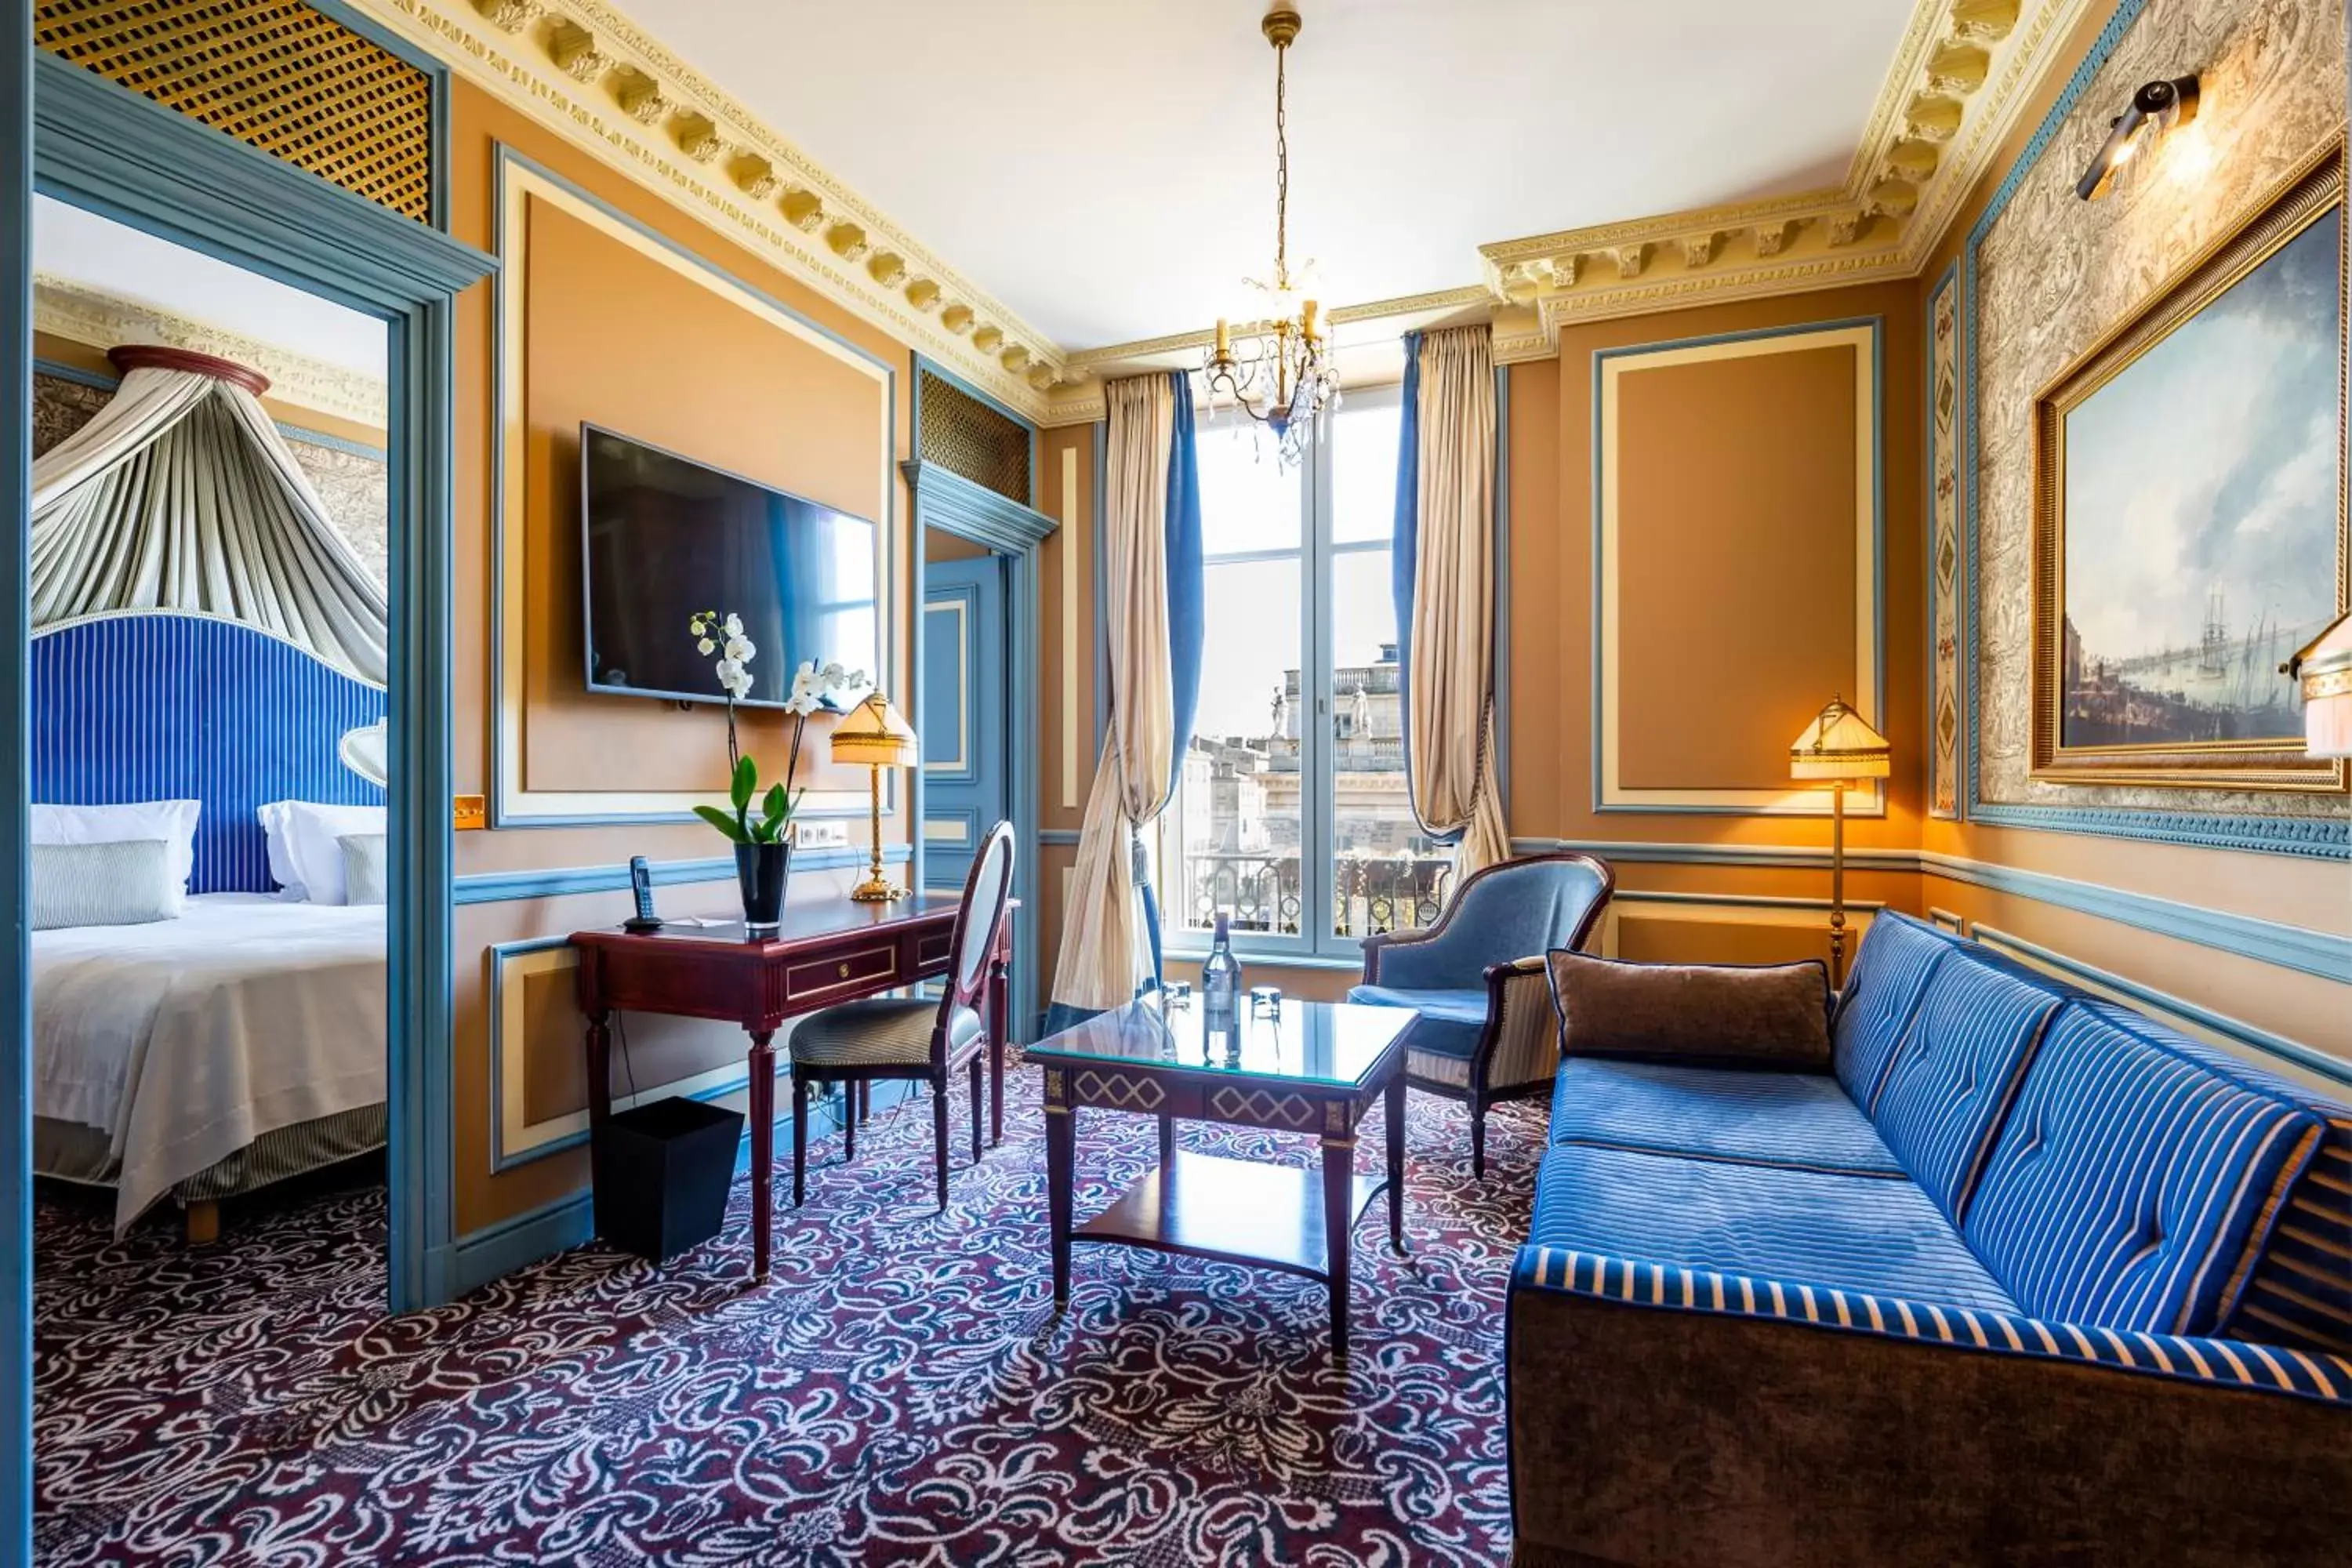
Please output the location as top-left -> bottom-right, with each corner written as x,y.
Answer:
1203,2 -> 1340,467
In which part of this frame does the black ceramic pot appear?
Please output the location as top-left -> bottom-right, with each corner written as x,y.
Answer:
735,840 -> 790,933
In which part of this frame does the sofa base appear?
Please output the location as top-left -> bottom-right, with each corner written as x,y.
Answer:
1508,1283 -> 2352,1568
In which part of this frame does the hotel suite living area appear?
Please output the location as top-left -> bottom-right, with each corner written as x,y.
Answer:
2,0 -> 2349,1564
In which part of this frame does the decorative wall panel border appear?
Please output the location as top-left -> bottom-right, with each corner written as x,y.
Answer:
1960,0 -> 2350,860
488,935 -> 753,1171
1592,318 -> 1886,817
491,146 -> 895,827
1927,261 -> 1962,819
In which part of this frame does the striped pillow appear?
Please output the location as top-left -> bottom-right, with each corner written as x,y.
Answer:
1962,1003 -> 2320,1337
31,839 -> 176,931
1865,954 -> 2064,1224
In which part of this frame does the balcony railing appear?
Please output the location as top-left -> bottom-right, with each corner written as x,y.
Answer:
1176,851 -> 1454,940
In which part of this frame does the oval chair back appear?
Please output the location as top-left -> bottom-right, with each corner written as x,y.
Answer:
936,819 -> 1016,1064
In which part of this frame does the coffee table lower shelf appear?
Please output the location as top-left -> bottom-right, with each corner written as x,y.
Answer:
1073,1150 -> 1388,1280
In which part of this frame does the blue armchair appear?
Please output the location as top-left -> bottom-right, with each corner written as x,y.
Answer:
1348,851 -> 1614,1174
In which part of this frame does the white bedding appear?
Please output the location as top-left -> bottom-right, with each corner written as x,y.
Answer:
33,893 -> 387,1234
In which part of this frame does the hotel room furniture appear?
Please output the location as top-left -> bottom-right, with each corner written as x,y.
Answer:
571,877 -> 1014,1281
31,610 -> 390,1243
787,821 -> 1014,1211
833,689 -> 920,902
1346,851 -> 1613,1174
1028,996 -> 1414,1357
1507,912 -> 2352,1566
1788,695 -> 1893,985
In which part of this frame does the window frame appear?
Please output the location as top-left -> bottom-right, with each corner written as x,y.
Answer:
1162,380 -> 1409,968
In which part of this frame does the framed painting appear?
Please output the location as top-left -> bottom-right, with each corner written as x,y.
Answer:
2031,141 -> 2347,793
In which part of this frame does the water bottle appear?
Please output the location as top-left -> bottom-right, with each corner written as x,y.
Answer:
1201,913 -> 1243,1029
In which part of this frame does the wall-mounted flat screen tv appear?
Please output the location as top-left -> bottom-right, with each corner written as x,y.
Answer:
579,423 -> 880,710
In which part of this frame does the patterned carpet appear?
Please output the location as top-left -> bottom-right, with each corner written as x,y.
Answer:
34,1065 -> 1545,1566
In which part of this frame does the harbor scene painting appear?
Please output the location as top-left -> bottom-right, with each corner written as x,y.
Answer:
2053,200 -> 2343,758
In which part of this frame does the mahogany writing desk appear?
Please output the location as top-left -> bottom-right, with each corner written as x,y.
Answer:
572,892 -> 1013,1280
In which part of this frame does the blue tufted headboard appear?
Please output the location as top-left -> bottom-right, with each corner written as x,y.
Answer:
31,611 -> 387,895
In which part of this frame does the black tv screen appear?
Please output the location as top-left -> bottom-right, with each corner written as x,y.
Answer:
579,423 -> 880,710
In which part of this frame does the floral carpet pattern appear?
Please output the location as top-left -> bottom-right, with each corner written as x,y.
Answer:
34,1065 -> 1545,1566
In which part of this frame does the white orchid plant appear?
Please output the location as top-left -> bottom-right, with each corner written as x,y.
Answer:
687,608 -> 869,846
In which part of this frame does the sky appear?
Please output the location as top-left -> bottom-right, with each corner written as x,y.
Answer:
2061,210 -> 2342,667
1189,400 -> 1400,745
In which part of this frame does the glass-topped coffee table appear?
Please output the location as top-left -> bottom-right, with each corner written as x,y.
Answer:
1027,996 -> 1417,1356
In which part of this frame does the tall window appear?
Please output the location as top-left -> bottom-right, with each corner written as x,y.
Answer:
1164,387 -> 1450,960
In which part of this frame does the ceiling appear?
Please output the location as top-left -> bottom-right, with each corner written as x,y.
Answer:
32,196 -> 388,379
623,0 -> 1915,350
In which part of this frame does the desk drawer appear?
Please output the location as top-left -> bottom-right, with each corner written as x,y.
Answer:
785,942 -> 899,1004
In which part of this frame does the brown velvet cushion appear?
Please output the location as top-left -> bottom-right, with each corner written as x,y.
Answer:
1547,950 -> 1832,1069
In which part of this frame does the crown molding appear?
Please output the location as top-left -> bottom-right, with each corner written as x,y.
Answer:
32,276 -> 390,427
347,0 -> 1073,420
1468,0 -> 2095,350
348,0 -> 2097,424
1048,0 -> 2094,387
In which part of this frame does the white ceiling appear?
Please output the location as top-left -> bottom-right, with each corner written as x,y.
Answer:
630,0 -> 1914,349
32,196 -> 388,379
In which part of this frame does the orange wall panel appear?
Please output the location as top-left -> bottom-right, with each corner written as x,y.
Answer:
1613,343 -> 1861,793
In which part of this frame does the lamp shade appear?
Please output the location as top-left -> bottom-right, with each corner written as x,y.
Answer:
2284,609 -> 2352,760
829,690 -> 918,768
1789,696 -> 1892,782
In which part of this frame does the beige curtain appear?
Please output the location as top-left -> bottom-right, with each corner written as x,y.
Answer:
1050,373 -> 1178,1014
1406,325 -> 1509,880
31,364 -> 390,684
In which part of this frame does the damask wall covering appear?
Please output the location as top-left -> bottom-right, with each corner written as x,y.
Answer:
1966,0 -> 2346,833
31,370 -> 390,587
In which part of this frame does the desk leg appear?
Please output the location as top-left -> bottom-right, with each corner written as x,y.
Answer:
988,954 -> 1010,1146
1323,1134 -> 1355,1359
584,1008 -> 613,1133
1386,1069 -> 1407,1254
748,1029 -> 776,1283
1046,1100 -> 1073,1311
1158,1112 -> 1175,1168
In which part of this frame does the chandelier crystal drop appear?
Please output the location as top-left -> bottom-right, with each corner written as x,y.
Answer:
1202,2 -> 1341,468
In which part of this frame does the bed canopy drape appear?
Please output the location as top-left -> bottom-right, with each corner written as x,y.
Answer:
31,346 -> 389,684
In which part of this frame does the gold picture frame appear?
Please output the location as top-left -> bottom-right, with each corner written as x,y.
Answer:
2031,140 -> 2348,793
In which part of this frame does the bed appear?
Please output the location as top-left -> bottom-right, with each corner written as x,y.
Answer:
30,610 -> 390,1239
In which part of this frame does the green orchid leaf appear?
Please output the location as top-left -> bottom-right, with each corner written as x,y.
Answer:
692,804 -> 748,842
761,782 -> 788,826
730,754 -> 757,812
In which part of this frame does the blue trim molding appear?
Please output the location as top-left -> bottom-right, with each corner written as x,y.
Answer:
454,844 -> 909,906
2,0 -> 33,1555
1971,924 -> 2352,1091
25,49 -> 496,1326
1508,836 -> 2350,988
1956,0 -> 2343,860
1588,316 -> 1887,817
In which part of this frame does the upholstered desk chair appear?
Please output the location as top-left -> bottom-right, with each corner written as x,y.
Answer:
789,820 -> 1014,1210
1348,851 -> 1614,1175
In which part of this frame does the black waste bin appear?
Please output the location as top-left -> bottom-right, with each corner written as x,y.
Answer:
592,1096 -> 745,1262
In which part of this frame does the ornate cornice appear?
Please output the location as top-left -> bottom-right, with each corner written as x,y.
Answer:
1466,0 -> 2095,350
347,0 -> 1072,419
32,276 -> 390,428
344,0 -> 2100,424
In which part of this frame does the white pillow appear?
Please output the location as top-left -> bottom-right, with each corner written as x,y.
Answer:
337,832 -> 389,907
257,800 -> 387,905
31,800 -> 200,914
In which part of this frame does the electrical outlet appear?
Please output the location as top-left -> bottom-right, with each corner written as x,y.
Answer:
793,818 -> 850,851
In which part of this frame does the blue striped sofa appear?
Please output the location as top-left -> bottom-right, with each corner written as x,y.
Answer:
1507,912 -> 2352,1567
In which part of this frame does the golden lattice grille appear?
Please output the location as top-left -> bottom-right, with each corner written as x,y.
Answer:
919,372 -> 1031,504
35,0 -> 434,224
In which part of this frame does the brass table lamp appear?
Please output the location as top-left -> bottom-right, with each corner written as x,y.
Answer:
831,690 -> 918,902
1789,695 -> 1891,987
